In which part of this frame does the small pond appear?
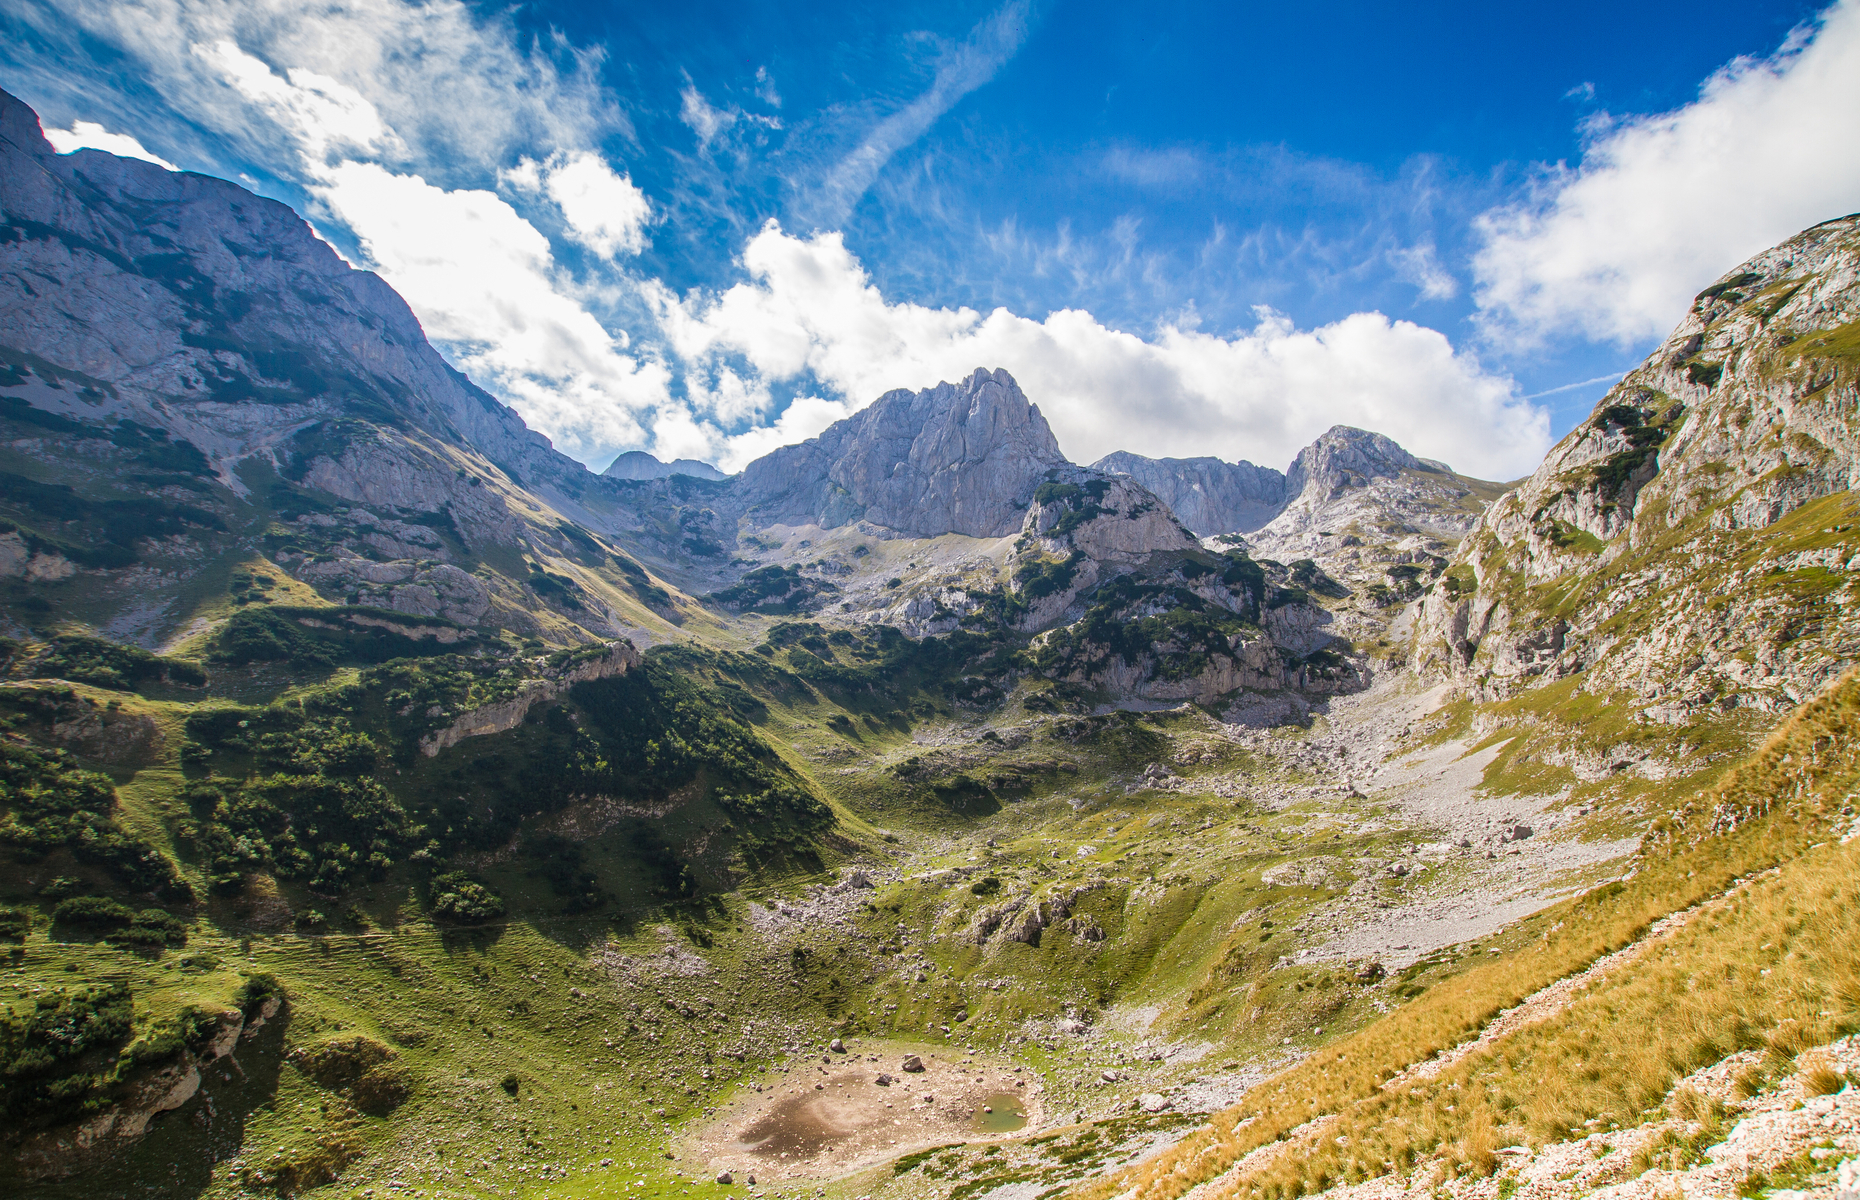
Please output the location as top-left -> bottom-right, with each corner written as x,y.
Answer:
971,1093 -> 1027,1133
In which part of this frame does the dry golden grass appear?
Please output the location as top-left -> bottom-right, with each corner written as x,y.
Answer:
1798,1053 -> 1847,1097
1074,669 -> 1860,1200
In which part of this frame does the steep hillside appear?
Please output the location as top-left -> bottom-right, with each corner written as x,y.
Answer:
0,87 -> 708,648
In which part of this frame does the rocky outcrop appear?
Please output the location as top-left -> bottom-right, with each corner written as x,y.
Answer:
1247,427 -> 1495,557
1004,468 -> 1201,631
603,451 -> 727,482
1091,452 -> 1287,535
731,368 -> 1066,537
289,554 -> 495,628
1412,214 -> 1860,716
12,1007 -> 250,1181
418,640 -> 639,756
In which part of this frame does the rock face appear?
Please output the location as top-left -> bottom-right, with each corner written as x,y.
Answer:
1005,468 -> 1200,631
1244,427 -> 1508,596
1091,452 -> 1286,535
731,368 -> 1066,537
419,641 -> 640,756
0,87 -> 576,494
1412,214 -> 1860,717
603,451 -> 727,482
0,87 -> 672,647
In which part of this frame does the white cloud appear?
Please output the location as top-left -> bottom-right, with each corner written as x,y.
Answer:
809,0 -> 1032,224
658,223 -> 1549,479
195,39 -> 401,161
39,0 -> 619,169
314,160 -> 666,452
754,66 -> 781,109
504,151 -> 651,259
680,85 -> 736,146
1389,240 -> 1459,301
42,120 -> 178,169
206,41 -> 669,459
1474,0 -> 1860,347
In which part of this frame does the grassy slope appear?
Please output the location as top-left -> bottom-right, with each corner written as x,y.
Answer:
1074,668 -> 1860,1200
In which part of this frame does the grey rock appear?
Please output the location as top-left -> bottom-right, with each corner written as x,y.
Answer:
1092,451 -> 1286,535
716,1171 -> 733,1185
901,1054 -> 924,1072
1412,214 -> 1860,715
732,368 -> 1065,537
604,451 -> 727,482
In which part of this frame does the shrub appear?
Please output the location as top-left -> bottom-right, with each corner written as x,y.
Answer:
0,906 -> 29,940
0,982 -> 135,1131
428,871 -> 506,923
51,895 -> 135,927
0,740 -> 182,891
32,633 -> 205,690
235,972 -> 284,1016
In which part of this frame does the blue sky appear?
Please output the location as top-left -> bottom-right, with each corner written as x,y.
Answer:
4,0 -> 1858,478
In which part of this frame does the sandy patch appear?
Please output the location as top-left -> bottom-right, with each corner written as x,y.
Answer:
693,1041 -> 1044,1183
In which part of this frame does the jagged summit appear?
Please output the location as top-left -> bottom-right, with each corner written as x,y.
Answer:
732,367 -> 1066,537
603,450 -> 727,482
1283,426 -> 1438,504
1093,427 -> 1463,543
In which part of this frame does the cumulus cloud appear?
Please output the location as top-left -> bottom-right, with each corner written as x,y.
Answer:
504,151 -> 652,259
1474,0 -> 1860,347
42,120 -> 178,169
657,223 -> 1548,478
207,40 -> 668,458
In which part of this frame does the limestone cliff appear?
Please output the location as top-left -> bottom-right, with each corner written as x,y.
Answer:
1412,214 -> 1860,717
1090,451 -> 1286,535
730,368 -> 1066,537
0,87 -> 683,645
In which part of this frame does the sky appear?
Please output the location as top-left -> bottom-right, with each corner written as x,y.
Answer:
4,0 -> 1858,480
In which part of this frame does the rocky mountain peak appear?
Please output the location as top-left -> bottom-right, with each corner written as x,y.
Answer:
603,451 -> 727,482
1283,426 -> 1436,504
731,367 -> 1066,537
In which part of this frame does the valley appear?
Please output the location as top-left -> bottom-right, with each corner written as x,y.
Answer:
2,84 -> 1860,1200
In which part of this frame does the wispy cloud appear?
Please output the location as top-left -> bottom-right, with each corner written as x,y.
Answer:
807,0 -> 1034,226
1521,372 -> 1628,400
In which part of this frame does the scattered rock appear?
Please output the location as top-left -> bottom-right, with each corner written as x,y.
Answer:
716,1171 -> 733,1185
1136,1093 -> 1172,1113
901,1055 -> 924,1072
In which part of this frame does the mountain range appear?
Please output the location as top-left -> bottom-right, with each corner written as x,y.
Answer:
4,84 -> 1860,1200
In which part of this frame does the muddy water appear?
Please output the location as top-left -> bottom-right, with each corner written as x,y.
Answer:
971,1093 -> 1027,1133
698,1041 -> 1045,1181
733,1091 -> 869,1158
